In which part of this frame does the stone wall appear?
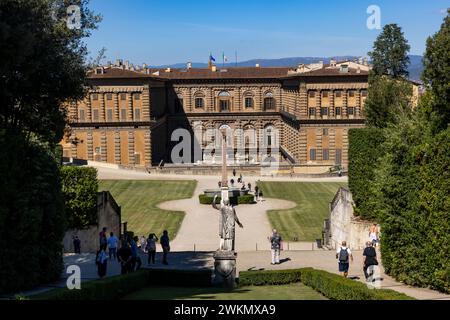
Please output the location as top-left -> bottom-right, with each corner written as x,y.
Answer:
63,191 -> 121,253
324,187 -> 374,250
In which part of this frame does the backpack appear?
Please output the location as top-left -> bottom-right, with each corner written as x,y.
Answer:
339,247 -> 349,262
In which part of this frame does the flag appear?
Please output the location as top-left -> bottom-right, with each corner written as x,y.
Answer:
209,53 -> 215,62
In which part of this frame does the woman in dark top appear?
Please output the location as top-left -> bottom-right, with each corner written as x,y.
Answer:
363,241 -> 378,280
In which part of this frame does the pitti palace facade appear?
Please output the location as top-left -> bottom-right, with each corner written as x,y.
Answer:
60,59 -> 419,173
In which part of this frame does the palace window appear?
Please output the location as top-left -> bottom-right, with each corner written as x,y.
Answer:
106,93 -> 112,100
335,91 -> 342,98
264,97 -> 275,110
322,91 -> 329,98
120,109 -> 127,120
323,149 -> 330,160
308,107 -> 316,116
134,153 -> 141,165
245,97 -> 254,108
120,93 -> 127,100
195,98 -> 204,109
107,109 -> 113,121
320,107 -> 329,116
323,128 -> 328,136
348,90 -> 355,98
361,90 -> 367,97
220,100 -> 229,112
92,109 -> 99,121
309,91 -> 316,98
95,147 -> 101,153
348,107 -> 355,115
133,93 -> 141,100
134,108 -> 141,121
335,107 -> 342,116
92,93 -> 98,101
79,109 -> 85,122
310,149 -> 316,161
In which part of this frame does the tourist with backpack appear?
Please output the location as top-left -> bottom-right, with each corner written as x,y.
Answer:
363,241 -> 378,280
268,229 -> 282,264
336,241 -> 353,277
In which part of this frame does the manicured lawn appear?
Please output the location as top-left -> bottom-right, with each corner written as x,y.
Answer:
99,180 -> 196,238
122,283 -> 327,300
258,181 -> 347,241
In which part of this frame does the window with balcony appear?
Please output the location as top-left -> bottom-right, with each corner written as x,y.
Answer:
323,149 -> 329,160
245,97 -> 254,109
195,97 -> 204,109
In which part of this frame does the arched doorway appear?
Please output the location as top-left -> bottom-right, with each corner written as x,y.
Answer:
218,91 -> 231,112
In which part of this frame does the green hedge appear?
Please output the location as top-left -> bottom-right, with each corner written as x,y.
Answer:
239,268 -> 414,300
199,194 -> 254,205
348,128 -> 385,219
237,194 -> 255,204
31,268 -> 212,300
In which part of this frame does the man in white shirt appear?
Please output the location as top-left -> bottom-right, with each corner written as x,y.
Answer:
336,241 -> 353,278
107,232 -> 119,260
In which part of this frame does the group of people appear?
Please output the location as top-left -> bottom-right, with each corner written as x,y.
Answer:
94,227 -> 171,278
335,224 -> 381,281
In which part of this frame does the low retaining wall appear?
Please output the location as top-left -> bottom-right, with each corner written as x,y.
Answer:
324,188 -> 374,250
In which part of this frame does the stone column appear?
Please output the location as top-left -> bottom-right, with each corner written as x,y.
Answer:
100,131 -> 107,162
87,131 -> 93,161
114,93 -> 119,121
86,95 -> 92,123
100,92 -> 106,122
142,85 -> 150,120
144,130 -> 151,166
128,92 -> 133,121
114,131 -> 121,164
128,130 -> 135,166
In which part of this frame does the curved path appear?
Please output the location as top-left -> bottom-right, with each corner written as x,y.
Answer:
159,176 -> 296,252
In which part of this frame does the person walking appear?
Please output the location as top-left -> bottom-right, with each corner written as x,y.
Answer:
160,230 -> 170,265
140,236 -> 147,253
96,244 -> 108,278
146,233 -> 158,265
254,185 -> 259,201
233,169 -> 236,177
369,224 -> 380,247
117,240 -> 132,275
247,182 -> 251,191
259,190 -> 264,202
99,227 -> 107,248
268,229 -> 282,265
73,236 -> 81,254
336,241 -> 353,278
363,241 -> 378,281
129,236 -> 141,271
107,232 -> 118,260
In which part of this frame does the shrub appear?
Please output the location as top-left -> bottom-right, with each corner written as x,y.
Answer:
237,194 -> 255,204
348,128 -> 385,219
31,268 -> 212,300
199,194 -> 238,205
60,166 -> 98,229
239,268 -> 413,300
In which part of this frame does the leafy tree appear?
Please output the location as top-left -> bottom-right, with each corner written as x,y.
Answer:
364,75 -> 413,128
0,0 -> 100,293
61,166 -> 99,229
0,0 -> 101,144
422,9 -> 450,132
368,23 -> 411,78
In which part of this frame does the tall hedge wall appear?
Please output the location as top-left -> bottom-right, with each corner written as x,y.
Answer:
0,133 -> 66,293
348,128 -> 385,219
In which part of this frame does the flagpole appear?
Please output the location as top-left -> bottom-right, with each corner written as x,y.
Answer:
235,50 -> 237,67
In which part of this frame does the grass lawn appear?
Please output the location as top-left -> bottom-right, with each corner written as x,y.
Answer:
99,180 -> 196,238
122,283 -> 327,300
258,181 -> 347,242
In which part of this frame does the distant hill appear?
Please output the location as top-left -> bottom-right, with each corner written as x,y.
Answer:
150,55 -> 423,81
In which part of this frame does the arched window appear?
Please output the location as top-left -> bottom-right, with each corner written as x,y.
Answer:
243,91 -> 254,109
264,92 -> 275,110
218,91 -> 231,97
218,91 -> 231,112
194,91 -> 205,109
264,125 -> 275,146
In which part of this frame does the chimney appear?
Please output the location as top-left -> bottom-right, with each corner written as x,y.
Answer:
187,62 -> 192,70
363,57 -> 368,66
125,60 -> 130,69
165,67 -> 171,73
142,63 -> 147,69
255,63 -> 260,68
330,59 -> 337,67
211,65 -> 217,72
358,57 -> 363,65
115,59 -> 123,66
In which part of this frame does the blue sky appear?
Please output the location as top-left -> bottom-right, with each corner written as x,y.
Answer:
85,0 -> 448,65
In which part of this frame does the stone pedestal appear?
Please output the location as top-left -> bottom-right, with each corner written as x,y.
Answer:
213,250 -> 237,288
